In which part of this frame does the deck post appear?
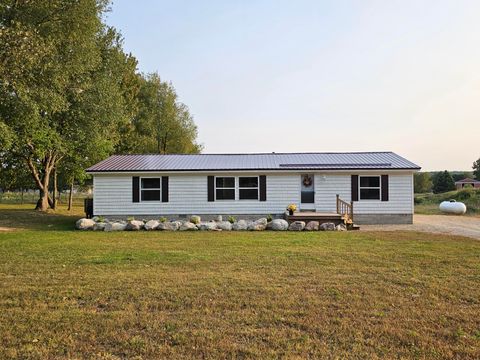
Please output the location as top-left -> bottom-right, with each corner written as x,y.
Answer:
350,200 -> 354,222
336,194 -> 339,214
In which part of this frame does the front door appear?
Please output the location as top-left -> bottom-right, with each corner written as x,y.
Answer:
300,174 -> 315,210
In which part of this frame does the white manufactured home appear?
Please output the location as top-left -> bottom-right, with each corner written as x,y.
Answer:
86,152 -> 420,224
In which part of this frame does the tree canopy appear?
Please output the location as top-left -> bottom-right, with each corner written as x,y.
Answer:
473,158 -> 480,181
0,0 -> 201,210
414,172 -> 432,194
432,170 -> 456,194
116,73 -> 202,154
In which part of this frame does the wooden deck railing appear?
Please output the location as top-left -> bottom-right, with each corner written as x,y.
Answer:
336,194 -> 353,223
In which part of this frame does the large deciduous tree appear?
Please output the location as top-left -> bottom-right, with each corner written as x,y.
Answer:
117,73 -> 202,154
0,0 -> 137,210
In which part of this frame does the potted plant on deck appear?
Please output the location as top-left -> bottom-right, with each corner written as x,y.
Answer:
286,204 -> 297,216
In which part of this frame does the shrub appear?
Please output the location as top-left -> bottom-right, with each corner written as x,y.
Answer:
227,216 -> 236,224
266,214 -> 273,222
414,197 -> 423,205
159,217 -> 167,223
97,216 -> 105,223
456,188 -> 474,201
127,216 -> 135,221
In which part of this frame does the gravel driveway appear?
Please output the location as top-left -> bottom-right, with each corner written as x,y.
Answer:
362,214 -> 480,240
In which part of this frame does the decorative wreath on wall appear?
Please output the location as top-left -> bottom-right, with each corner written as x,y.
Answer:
302,175 -> 313,187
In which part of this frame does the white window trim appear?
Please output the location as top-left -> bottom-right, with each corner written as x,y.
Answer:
140,177 -> 161,202
358,175 -> 381,201
214,176 -> 260,201
238,176 -> 259,201
214,176 -> 236,201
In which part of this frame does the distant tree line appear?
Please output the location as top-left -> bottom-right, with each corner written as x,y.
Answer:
0,0 -> 202,211
414,157 -> 480,194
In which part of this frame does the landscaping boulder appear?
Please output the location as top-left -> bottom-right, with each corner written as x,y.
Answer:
232,220 -> 248,231
190,215 -> 201,224
319,222 -> 336,231
288,221 -> 305,231
256,218 -> 268,226
214,215 -> 223,222
75,218 -> 96,230
104,222 -> 127,232
179,222 -> 197,231
197,222 -> 218,231
305,221 -> 319,231
336,224 -> 347,231
270,219 -> 288,231
216,221 -> 232,231
158,221 -> 181,231
144,220 -> 160,231
248,218 -> 268,231
126,220 -> 144,231
93,222 -> 107,231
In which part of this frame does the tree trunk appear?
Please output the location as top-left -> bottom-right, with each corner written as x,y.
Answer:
26,153 -> 58,212
36,188 -> 50,211
52,167 -> 58,210
68,179 -> 74,211
21,189 -> 24,204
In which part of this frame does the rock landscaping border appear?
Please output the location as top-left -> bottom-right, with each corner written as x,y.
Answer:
76,216 -> 347,232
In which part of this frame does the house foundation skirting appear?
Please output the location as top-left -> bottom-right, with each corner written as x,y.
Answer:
96,214 -> 286,222
353,214 -> 413,225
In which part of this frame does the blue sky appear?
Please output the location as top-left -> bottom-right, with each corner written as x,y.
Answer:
106,0 -> 480,171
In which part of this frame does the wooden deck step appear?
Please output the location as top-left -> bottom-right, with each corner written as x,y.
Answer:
285,212 -> 343,225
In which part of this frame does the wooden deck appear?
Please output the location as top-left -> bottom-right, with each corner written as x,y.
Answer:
284,194 -> 355,227
285,212 -> 344,224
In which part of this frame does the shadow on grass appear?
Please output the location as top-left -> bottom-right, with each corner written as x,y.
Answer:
0,204 -> 82,231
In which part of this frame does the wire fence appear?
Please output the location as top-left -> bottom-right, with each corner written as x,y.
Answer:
0,190 -> 91,205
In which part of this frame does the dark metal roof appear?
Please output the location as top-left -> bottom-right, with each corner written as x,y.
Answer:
87,152 -> 420,172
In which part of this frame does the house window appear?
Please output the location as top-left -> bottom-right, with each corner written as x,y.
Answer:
141,178 -> 161,201
215,177 -> 235,200
359,176 -> 381,200
239,176 -> 259,200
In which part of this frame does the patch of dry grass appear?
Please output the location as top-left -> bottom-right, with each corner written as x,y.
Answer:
0,205 -> 479,358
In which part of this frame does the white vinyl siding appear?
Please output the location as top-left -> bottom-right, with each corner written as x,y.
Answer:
93,173 -> 299,216
93,172 -> 413,216
314,173 -> 413,214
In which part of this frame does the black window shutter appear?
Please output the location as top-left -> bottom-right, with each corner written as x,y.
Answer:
162,176 -> 169,202
259,175 -> 267,201
381,175 -> 389,201
207,176 -> 214,202
132,176 -> 140,203
351,175 -> 359,201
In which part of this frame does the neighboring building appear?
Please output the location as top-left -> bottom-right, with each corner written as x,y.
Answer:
455,178 -> 480,190
86,152 -> 420,224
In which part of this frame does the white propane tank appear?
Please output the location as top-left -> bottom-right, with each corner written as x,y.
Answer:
439,200 -> 467,215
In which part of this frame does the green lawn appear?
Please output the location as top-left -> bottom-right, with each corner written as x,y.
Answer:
0,204 -> 479,359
